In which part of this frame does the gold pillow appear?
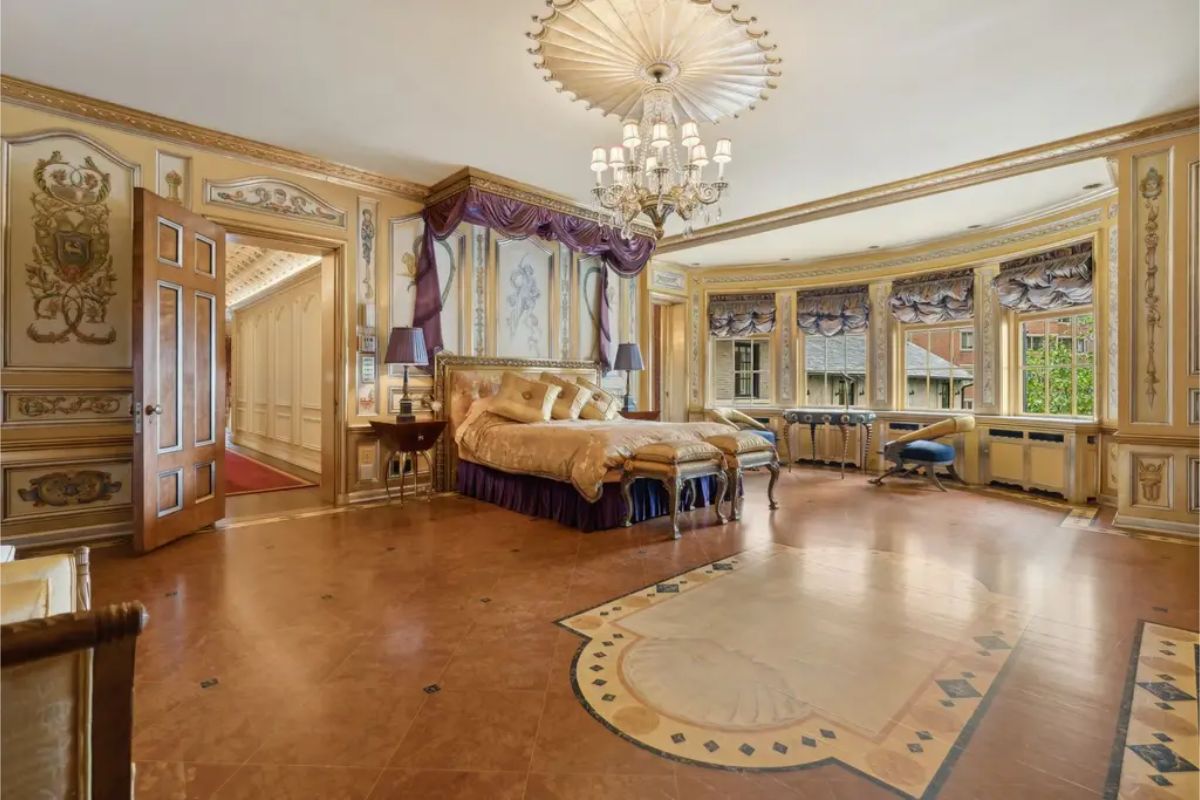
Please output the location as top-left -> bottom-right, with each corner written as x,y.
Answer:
539,373 -> 593,420
490,372 -> 561,423
576,376 -> 621,420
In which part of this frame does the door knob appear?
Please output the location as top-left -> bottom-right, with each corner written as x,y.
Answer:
145,404 -> 163,416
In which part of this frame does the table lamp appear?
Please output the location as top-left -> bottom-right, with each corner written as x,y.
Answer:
614,342 -> 644,412
385,326 -> 428,422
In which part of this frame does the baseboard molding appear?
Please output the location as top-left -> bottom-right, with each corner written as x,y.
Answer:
232,431 -> 321,475
1112,513 -> 1200,539
1,520 -> 132,553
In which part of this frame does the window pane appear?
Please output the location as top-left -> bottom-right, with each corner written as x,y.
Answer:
905,330 -> 928,408
1049,317 -> 1073,365
1076,366 -> 1095,417
806,332 -> 863,406
1075,313 -> 1095,363
1048,367 -> 1073,414
1023,369 -> 1046,414
1022,319 -> 1046,367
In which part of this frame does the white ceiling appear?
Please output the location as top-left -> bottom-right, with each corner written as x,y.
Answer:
3,0 -> 1195,252
669,158 -> 1114,268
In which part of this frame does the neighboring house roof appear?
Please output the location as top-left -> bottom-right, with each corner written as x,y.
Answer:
803,334 -> 971,380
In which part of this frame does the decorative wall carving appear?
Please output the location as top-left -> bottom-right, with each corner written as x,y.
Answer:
356,197 -> 379,415
577,257 -> 604,361
1131,454 -> 1171,509
698,209 -> 1104,285
1131,155 -> 1171,424
690,286 -> 701,406
778,293 -> 793,404
17,470 -> 122,507
651,267 -> 686,293
473,227 -> 487,355
5,391 -> 130,424
155,150 -> 191,207
868,282 -> 890,405
1139,167 -> 1163,409
4,131 -> 138,369
494,236 -> 553,359
204,177 -> 347,228
4,460 -> 132,520
976,265 -> 999,408
1107,224 -> 1119,419
560,245 -> 572,359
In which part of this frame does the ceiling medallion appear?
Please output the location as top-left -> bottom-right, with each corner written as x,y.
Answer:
529,0 -> 781,240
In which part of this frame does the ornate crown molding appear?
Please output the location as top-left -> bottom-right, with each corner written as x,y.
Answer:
1,75 -> 429,201
657,107 -> 1198,254
426,167 -> 657,239
698,208 -> 1103,285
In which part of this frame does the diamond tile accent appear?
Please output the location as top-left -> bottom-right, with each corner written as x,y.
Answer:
602,641 -> 614,647
908,743 -> 924,753
479,597 -> 491,603
961,671 -> 975,679
704,740 -> 720,752
739,743 -> 755,756
1153,732 -> 1173,743
671,733 -> 686,744
973,635 -> 1011,650
595,652 -> 607,659
773,742 -> 788,754
940,699 -> 956,708
422,684 -> 440,694
601,693 -> 616,702
1158,673 -> 1175,681
1137,682 -> 1196,702
1129,743 -> 1198,773
589,665 -> 604,672
801,736 -> 817,747
712,563 -> 733,571
320,594 -> 334,600
613,634 -> 624,639
200,678 -> 219,689
916,731 -> 933,741
1156,702 -> 1176,710
819,728 -> 836,739
656,583 -> 680,593
592,679 -> 607,687
1150,775 -> 1172,787
937,678 -> 982,699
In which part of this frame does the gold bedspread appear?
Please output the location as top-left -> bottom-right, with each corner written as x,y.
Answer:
455,409 -> 733,502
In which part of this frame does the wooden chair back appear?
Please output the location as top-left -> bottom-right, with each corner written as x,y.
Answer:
1,602 -> 148,800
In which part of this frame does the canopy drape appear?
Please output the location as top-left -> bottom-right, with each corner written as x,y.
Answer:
795,286 -> 869,336
888,271 -> 974,324
993,245 -> 1093,313
708,293 -> 776,337
415,186 -> 655,368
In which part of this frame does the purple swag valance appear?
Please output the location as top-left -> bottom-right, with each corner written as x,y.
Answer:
796,286 -> 869,336
994,242 -> 1093,313
414,186 -> 656,368
708,293 -> 776,337
888,270 -> 974,324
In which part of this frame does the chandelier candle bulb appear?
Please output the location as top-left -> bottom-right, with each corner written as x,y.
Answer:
590,147 -> 608,172
680,120 -> 700,148
713,138 -> 732,163
650,122 -> 670,150
609,146 -> 625,168
691,144 -> 708,167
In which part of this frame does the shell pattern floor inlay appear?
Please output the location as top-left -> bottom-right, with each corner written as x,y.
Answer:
557,543 -> 1031,799
1107,622 -> 1199,799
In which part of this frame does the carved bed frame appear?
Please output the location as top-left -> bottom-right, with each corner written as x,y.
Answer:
432,354 -> 601,492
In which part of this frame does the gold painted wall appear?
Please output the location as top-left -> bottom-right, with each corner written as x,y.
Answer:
1113,133 -> 1200,536
1,98 -> 422,546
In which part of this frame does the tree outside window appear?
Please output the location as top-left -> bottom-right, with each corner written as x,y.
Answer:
1020,312 -> 1094,417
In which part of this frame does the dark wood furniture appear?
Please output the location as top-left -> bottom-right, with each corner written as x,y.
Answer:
1,602 -> 148,799
370,420 -> 447,503
620,410 -> 661,421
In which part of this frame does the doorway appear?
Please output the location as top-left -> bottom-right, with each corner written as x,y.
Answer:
651,296 -> 688,421
221,228 -> 341,517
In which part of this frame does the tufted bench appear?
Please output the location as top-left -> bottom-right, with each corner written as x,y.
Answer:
621,441 -> 728,538
705,431 -> 781,520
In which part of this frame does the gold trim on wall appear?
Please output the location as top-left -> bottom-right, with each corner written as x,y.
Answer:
656,107 -> 1199,253
1,75 -> 428,201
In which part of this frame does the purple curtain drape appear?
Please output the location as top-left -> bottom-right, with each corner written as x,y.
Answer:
415,187 -> 656,361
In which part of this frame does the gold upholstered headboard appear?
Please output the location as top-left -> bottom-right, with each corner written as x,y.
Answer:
433,354 -> 601,491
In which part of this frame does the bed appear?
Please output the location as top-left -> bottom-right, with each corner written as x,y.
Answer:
433,354 -> 734,531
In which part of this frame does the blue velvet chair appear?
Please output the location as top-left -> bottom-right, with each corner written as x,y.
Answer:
870,416 -> 975,491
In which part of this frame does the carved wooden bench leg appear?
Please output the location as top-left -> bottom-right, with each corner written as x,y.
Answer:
620,473 -> 636,527
766,458 -> 780,510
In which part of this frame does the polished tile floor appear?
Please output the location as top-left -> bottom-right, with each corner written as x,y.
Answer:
91,468 -> 1198,799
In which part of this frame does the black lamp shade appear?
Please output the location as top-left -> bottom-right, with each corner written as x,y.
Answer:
614,342 -> 644,371
384,327 -> 428,366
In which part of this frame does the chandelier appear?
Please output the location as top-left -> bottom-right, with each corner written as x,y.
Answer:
529,0 -> 781,240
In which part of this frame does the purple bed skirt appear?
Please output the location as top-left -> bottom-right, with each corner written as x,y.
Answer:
456,460 -> 723,532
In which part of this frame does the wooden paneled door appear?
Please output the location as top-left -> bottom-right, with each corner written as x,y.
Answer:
132,189 -> 226,552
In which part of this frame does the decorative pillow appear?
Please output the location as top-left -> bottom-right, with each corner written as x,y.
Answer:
490,372 -> 561,423
575,376 -> 621,420
539,373 -> 593,420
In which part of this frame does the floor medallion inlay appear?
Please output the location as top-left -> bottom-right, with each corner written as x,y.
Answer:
557,544 -> 1030,798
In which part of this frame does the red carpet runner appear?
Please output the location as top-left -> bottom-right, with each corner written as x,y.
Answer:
225,450 -> 315,496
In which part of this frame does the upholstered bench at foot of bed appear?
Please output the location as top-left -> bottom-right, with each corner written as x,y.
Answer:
621,441 -> 728,539
705,431 -> 781,521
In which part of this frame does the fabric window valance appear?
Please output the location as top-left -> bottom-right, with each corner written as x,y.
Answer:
888,271 -> 974,324
795,286 -> 869,336
993,243 -> 1093,313
414,186 -> 656,367
708,293 -> 776,337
